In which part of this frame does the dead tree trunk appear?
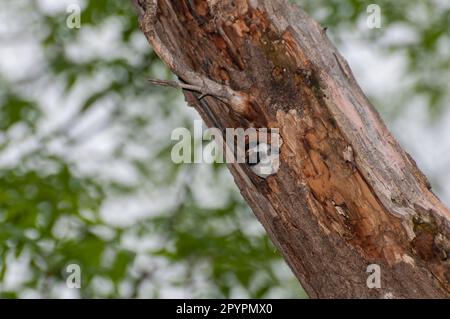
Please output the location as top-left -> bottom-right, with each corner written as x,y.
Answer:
134,0 -> 450,298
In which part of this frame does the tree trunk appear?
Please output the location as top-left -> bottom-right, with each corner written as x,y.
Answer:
134,0 -> 450,298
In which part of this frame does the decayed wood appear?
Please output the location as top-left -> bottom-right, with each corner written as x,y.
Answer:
134,0 -> 450,298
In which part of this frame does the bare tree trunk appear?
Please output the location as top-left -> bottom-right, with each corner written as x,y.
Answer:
134,0 -> 450,298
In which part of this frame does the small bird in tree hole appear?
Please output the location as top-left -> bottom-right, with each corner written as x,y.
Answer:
246,142 -> 281,178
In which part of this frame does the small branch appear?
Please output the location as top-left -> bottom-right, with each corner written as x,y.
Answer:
148,79 -> 204,93
148,79 -> 251,113
148,79 -> 218,102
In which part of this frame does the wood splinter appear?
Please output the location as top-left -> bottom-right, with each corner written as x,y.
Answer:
148,79 -> 209,99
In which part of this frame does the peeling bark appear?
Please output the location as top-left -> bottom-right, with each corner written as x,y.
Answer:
134,0 -> 450,298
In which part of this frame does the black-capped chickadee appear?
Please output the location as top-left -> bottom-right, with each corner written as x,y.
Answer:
246,142 -> 280,178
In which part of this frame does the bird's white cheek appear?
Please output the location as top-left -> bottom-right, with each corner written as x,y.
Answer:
250,154 -> 280,178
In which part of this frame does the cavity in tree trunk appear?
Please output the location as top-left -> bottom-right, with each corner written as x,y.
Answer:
134,0 -> 450,298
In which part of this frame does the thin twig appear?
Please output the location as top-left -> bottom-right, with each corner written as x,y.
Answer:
148,77 -> 251,115
148,79 -> 203,93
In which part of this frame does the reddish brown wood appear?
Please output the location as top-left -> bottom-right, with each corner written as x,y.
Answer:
134,0 -> 450,298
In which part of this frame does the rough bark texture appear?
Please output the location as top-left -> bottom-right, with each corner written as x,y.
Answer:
135,0 -> 450,298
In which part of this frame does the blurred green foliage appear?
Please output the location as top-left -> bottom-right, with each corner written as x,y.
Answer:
302,0 -> 450,117
0,0 -> 448,298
